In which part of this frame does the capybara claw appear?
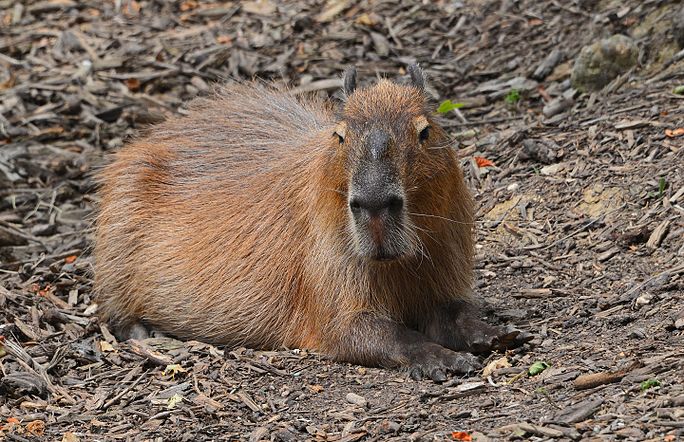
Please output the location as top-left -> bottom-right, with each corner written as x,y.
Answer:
408,345 -> 481,382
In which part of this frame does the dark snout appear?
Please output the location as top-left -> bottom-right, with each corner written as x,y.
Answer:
349,127 -> 404,220
348,143 -> 407,260
349,192 -> 404,218
349,182 -> 406,260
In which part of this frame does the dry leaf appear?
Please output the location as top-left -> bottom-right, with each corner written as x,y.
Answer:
355,13 -> 377,26
309,384 -> 324,393
26,420 -> 45,436
316,0 -> 350,22
242,0 -> 276,15
163,364 -> 187,380
125,78 -> 141,92
1,417 -> 21,432
665,128 -> 684,138
482,355 -> 511,378
62,432 -> 80,442
216,35 -> 232,45
452,431 -> 473,441
167,393 -> 184,409
474,156 -> 495,168
180,0 -> 198,11
99,340 -> 115,352
123,0 -> 141,16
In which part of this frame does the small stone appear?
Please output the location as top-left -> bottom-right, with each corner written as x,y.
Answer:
675,317 -> 684,330
469,432 -> 492,442
635,293 -> 653,306
345,392 -> 367,407
107,137 -> 123,149
507,183 -> 520,192
615,427 -> 644,439
628,328 -> 646,339
540,163 -> 565,176
571,34 -> 638,92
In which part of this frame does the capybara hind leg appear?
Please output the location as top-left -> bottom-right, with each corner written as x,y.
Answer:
330,312 -> 481,382
424,301 -> 533,355
114,321 -> 150,341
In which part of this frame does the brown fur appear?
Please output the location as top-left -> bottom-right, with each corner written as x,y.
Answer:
95,74 -> 479,371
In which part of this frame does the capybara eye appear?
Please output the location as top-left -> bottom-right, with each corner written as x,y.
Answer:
334,131 -> 344,144
419,126 -> 430,143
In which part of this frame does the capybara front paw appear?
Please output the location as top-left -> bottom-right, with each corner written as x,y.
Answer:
408,344 -> 481,382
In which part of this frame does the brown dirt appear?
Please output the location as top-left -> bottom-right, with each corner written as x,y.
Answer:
1,0 -> 683,440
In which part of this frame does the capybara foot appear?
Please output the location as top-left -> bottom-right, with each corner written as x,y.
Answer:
116,321 -> 151,341
407,343 -> 481,382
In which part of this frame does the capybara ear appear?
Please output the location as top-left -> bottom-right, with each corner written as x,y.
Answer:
343,66 -> 357,96
407,64 -> 425,91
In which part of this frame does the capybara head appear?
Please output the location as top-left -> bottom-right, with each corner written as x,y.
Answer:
326,65 -> 454,262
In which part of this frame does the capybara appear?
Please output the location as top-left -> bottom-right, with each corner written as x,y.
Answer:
95,65 -> 528,381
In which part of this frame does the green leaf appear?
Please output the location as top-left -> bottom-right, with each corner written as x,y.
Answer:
167,393 -> 184,409
528,361 -> 549,376
658,177 -> 666,198
673,85 -> 684,95
163,364 -> 187,380
505,89 -> 521,104
437,99 -> 465,114
640,379 -> 660,391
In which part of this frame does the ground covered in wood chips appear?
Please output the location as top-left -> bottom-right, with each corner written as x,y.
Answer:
1,0 -> 684,440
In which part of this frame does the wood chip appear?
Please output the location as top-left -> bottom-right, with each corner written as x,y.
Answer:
646,220 -> 671,250
127,339 -> 173,366
615,120 -> 650,129
553,398 -> 604,424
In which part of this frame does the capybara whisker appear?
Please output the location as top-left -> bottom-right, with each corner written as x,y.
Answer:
408,212 -> 475,226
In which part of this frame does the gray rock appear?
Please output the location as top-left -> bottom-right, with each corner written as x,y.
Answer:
571,34 -> 638,92
345,392 -> 367,407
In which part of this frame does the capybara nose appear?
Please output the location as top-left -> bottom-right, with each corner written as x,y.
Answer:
349,193 -> 404,218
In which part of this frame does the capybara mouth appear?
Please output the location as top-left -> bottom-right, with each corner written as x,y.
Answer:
357,227 -> 407,262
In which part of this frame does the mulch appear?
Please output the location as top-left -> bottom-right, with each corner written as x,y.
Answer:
1,0 -> 683,440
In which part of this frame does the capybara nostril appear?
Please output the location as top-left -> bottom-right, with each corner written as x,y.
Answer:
349,193 -> 404,218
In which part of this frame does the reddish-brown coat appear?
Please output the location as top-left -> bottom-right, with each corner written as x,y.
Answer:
95,79 -> 474,362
